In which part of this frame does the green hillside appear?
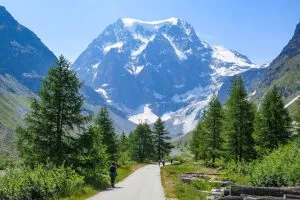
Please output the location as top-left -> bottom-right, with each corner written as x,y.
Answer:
0,74 -> 33,155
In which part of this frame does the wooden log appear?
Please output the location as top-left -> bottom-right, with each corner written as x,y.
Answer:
243,195 -> 292,200
231,185 -> 300,197
217,196 -> 243,200
284,194 -> 300,199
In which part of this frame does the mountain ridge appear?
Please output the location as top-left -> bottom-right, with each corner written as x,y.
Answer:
73,17 -> 265,137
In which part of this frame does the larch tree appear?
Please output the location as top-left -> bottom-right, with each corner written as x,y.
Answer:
153,118 -> 173,160
130,123 -> 154,162
253,86 -> 291,155
190,115 -> 209,161
222,76 -> 256,162
17,55 -> 88,166
94,107 -> 119,161
203,95 -> 223,165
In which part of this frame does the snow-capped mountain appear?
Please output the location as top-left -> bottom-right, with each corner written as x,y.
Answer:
73,17 -> 265,137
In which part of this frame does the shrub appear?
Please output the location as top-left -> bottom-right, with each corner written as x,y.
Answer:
0,163 -> 84,200
118,151 -> 133,168
172,156 -> 186,164
250,138 -> 300,187
0,156 -> 17,170
192,179 -> 221,191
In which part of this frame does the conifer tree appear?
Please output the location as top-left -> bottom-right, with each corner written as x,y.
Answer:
130,123 -> 154,162
190,96 -> 223,165
190,116 -> 209,161
17,55 -> 88,166
75,126 -> 108,184
119,132 -> 129,152
153,118 -> 173,160
253,86 -> 291,155
203,95 -> 223,165
94,107 -> 118,161
223,76 -> 256,162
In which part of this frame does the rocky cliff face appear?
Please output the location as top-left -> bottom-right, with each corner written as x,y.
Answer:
0,6 -> 57,92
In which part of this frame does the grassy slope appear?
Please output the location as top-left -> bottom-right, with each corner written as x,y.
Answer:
0,74 -> 33,155
161,161 -> 250,200
255,55 -> 300,103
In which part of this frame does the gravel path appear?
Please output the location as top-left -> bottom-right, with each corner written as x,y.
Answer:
88,164 -> 165,200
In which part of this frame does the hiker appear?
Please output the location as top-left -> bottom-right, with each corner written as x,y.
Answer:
158,159 -> 161,166
162,159 -> 165,166
109,162 -> 118,188
170,158 -> 173,165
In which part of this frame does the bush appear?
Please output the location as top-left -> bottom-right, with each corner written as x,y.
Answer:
172,156 -> 186,164
192,179 -> 221,191
118,151 -> 133,168
0,156 -> 13,170
0,163 -> 84,200
250,138 -> 300,187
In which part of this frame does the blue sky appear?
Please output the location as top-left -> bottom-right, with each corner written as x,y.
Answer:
1,0 -> 299,64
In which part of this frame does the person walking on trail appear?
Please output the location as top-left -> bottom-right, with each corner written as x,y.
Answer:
162,159 -> 165,166
109,162 -> 118,188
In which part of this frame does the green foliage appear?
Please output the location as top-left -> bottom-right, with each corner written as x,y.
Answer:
94,107 -> 118,161
253,86 -> 291,156
223,76 -> 256,162
191,179 -> 221,191
117,133 -> 133,167
130,123 -> 155,162
17,55 -> 88,166
74,127 -> 109,188
172,156 -> 187,164
190,95 -> 223,165
190,120 -> 209,161
153,117 -> 173,160
250,138 -> 300,187
118,150 -> 132,168
0,163 -> 84,200
0,156 -> 16,170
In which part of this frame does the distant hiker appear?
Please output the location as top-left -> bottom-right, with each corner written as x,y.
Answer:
170,159 -> 173,165
158,159 -> 161,166
109,162 -> 118,188
162,159 -> 165,166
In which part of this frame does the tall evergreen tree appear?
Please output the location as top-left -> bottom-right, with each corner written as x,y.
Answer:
203,95 -> 223,165
223,76 -> 256,162
190,114 -> 209,161
17,55 -> 88,166
153,118 -> 173,160
253,86 -> 291,155
190,96 -> 223,165
94,107 -> 118,161
75,126 -> 108,184
119,132 -> 129,152
130,123 -> 154,162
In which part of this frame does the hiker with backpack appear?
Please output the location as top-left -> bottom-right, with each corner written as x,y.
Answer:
109,162 -> 118,188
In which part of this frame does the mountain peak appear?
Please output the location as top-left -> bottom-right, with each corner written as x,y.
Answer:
0,6 -> 17,26
120,17 -> 179,27
274,22 -> 300,61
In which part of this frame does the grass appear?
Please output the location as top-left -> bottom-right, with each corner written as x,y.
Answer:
65,163 -> 145,200
161,160 -> 250,200
116,163 -> 145,182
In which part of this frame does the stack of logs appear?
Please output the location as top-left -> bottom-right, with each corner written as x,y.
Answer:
210,185 -> 300,200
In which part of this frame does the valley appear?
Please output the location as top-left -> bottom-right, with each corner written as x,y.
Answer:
0,2 -> 299,200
